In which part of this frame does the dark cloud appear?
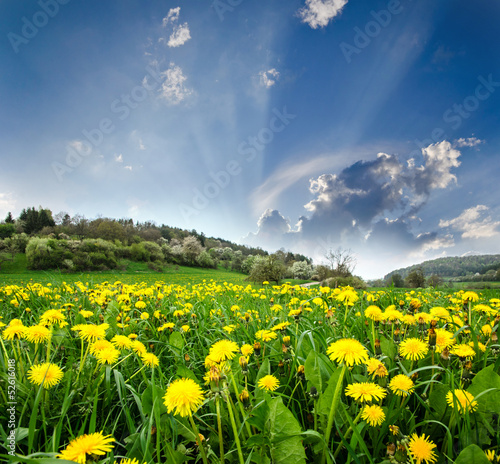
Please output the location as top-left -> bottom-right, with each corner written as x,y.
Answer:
243,141 -> 463,270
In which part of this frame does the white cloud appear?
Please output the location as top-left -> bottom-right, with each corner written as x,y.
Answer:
297,0 -> 348,29
163,7 -> 180,26
124,166 -> 133,171
168,23 -> 191,47
258,68 -> 280,88
159,63 -> 194,105
455,137 -> 484,148
0,192 -> 15,215
114,154 -> 123,163
439,205 -> 500,239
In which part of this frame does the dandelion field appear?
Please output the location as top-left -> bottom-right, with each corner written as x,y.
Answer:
1,280 -> 500,464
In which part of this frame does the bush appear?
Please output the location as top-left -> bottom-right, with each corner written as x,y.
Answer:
323,276 -> 367,290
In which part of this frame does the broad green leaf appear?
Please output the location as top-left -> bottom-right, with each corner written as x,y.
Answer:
266,397 -> 306,464
169,331 -> 184,352
454,444 -> 490,464
316,366 -> 343,421
175,365 -> 198,381
468,364 -> 500,415
428,383 -> 449,420
304,350 -> 332,394
141,383 -> 168,416
379,336 -> 395,361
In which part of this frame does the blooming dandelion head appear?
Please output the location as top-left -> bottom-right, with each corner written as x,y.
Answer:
257,374 -> 280,392
141,352 -> 159,368
446,389 -> 477,414
361,404 -> 385,427
345,382 -> 387,403
389,374 -> 415,397
57,431 -> 115,464
326,338 -> 369,366
399,337 -> 429,361
25,325 -> 51,344
209,339 -> 239,363
163,378 -> 204,417
28,363 -> 64,389
407,433 -> 438,464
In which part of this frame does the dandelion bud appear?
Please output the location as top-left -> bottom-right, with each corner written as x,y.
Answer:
184,353 -> 190,362
239,356 -> 248,374
253,342 -> 261,357
389,425 -> 399,436
239,389 -> 251,409
296,364 -> 305,381
282,336 -> 291,347
375,339 -> 382,356
278,360 -> 285,375
428,328 -> 437,348
386,442 -> 396,457
309,386 -> 319,400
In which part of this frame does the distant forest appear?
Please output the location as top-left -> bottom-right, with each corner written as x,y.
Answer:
384,254 -> 500,283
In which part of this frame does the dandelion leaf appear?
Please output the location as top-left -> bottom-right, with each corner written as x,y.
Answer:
454,444 -> 490,464
468,364 -> 500,415
266,397 -> 307,464
304,350 -> 332,394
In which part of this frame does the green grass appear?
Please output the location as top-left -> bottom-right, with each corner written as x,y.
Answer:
0,254 -> 250,286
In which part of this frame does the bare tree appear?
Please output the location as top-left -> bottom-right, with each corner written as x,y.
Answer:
325,247 -> 356,277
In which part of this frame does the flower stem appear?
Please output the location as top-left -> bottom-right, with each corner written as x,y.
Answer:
322,363 -> 347,464
225,394 -> 245,464
188,415 -> 208,464
216,397 -> 225,463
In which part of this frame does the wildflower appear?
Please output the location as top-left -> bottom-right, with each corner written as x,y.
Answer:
389,374 -> 415,397
111,334 -> 132,350
25,325 -> 51,344
209,339 -> 239,363
365,358 -> 388,378
163,378 -> 204,417
135,301 -> 147,309
181,324 -> 190,333
141,352 -> 159,368
255,329 -> 277,342
399,338 -> 429,361
95,348 -> 120,365
407,433 -> 438,464
326,338 -> 369,366
131,340 -> 147,355
429,328 -> 455,353
28,363 -> 64,389
271,321 -> 291,332
114,459 -> 146,464
450,343 -> 476,359
158,322 -> 175,332
2,320 -> 26,340
345,382 -> 387,403
72,323 -> 109,342
364,305 -> 383,321
40,309 -> 67,327
140,312 -> 149,320
57,431 -> 115,464
389,425 -> 399,435
90,340 -> 114,355
257,375 -> 280,392
429,307 -> 450,321
462,291 -> 479,303
361,404 -> 385,426
79,310 -> 94,318
446,389 -> 477,414
239,389 -> 251,409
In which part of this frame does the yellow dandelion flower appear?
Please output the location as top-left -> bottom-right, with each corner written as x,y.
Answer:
257,374 -> 280,392
72,323 -> 109,342
158,322 -> 175,332
181,324 -> 190,333
131,340 -> 147,355
365,358 -> 388,378
28,363 -> 64,389
407,433 -> 438,464
446,389 -> 477,414
2,321 -> 26,340
462,291 -> 479,303
95,348 -> 120,365
79,310 -> 94,318
429,307 -> 450,321
429,328 -> 455,353
111,334 -> 133,350
135,301 -> 147,309
114,459 -> 146,464
345,382 -> 386,403
389,374 -> 415,397
209,339 -> 239,363
40,309 -> 67,327
24,325 -> 51,344
241,344 -> 254,357
163,378 -> 204,417
361,404 -> 385,427
255,329 -> 277,342
141,352 -> 159,368
90,340 -> 114,355
57,431 -> 115,464
326,338 -> 369,366
450,343 -> 476,359
399,337 -> 429,361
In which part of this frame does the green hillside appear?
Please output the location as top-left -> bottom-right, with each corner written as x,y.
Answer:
384,254 -> 500,281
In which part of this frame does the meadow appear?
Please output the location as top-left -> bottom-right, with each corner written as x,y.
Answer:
0,278 -> 499,464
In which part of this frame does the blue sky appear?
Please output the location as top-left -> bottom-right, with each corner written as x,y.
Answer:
1,0 -> 499,278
